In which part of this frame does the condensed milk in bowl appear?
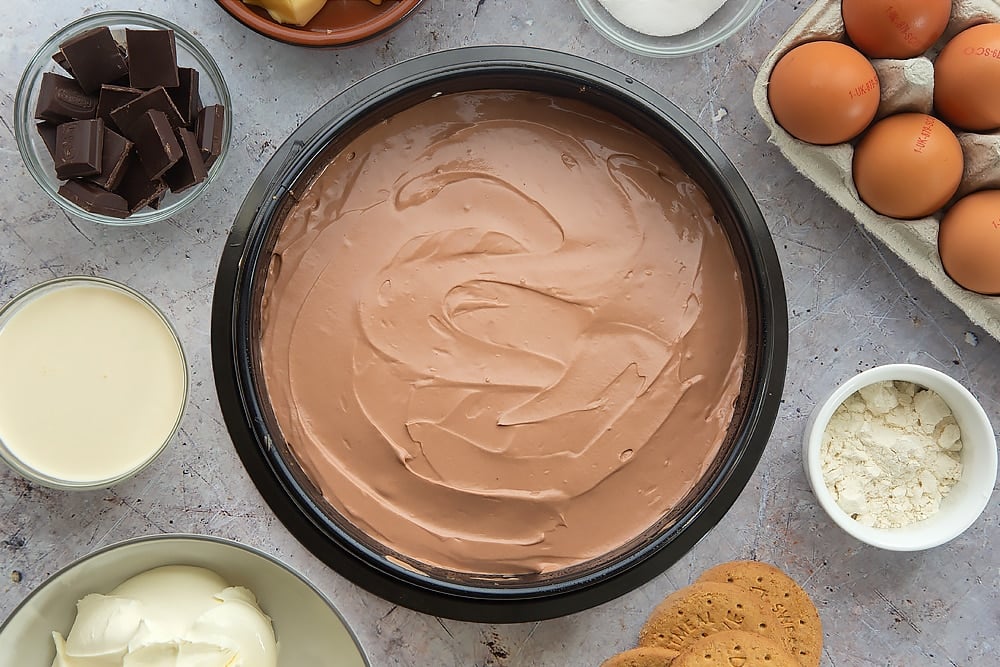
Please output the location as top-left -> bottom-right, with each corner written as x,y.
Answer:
0,276 -> 187,489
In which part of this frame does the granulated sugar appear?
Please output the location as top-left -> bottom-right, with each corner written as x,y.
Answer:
597,0 -> 729,37
820,380 -> 963,528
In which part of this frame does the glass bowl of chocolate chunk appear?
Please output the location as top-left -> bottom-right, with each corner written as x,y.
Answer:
14,11 -> 232,225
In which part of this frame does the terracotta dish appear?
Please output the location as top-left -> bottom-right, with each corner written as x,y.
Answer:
214,0 -> 425,47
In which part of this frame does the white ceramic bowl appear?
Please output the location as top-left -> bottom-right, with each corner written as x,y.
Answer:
803,364 -> 997,550
0,535 -> 369,666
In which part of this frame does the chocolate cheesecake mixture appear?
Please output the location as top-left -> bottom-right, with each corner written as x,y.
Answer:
260,91 -> 748,574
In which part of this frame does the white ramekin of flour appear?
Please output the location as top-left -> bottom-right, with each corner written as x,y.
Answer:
803,364 -> 997,550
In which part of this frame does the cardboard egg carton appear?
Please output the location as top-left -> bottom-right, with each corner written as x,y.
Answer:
753,0 -> 1000,340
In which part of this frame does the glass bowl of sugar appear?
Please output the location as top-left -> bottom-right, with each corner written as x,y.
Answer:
575,0 -> 764,58
803,364 -> 997,551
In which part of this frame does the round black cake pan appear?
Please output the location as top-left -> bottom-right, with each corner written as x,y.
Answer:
212,46 -> 788,623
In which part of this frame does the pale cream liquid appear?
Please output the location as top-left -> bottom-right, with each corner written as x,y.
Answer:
0,283 -> 186,483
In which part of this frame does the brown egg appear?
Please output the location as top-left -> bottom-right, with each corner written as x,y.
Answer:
935,23 -> 1000,131
852,113 -> 963,220
768,41 -> 880,145
842,0 -> 952,59
938,190 -> 1000,295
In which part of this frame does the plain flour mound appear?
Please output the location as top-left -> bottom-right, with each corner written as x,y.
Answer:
597,0 -> 730,37
820,381 -> 963,528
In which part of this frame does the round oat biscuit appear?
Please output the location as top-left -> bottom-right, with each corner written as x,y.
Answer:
600,647 -> 675,666
698,561 -> 823,667
638,581 -> 787,660
671,630 -> 801,667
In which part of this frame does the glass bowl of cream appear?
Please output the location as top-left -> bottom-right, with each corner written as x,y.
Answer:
575,0 -> 764,57
0,534 -> 370,666
0,276 -> 187,489
803,363 -> 998,551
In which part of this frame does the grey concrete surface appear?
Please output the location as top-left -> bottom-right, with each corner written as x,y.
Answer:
1,1 -> 997,665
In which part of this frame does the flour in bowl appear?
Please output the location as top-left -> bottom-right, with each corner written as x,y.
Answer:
820,380 -> 963,528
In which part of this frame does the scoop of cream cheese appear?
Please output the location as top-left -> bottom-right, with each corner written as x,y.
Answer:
51,565 -> 277,667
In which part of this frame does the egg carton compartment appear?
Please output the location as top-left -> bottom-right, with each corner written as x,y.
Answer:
753,0 -> 1000,340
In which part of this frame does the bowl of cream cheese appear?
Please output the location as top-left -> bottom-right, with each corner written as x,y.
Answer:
804,363 -> 998,551
0,534 -> 369,666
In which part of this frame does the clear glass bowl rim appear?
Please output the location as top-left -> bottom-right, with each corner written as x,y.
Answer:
0,276 -> 189,489
13,10 -> 233,226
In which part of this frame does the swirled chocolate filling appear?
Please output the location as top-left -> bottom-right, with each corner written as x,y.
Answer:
260,91 -> 748,574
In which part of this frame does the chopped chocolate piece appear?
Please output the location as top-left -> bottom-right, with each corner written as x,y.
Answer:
195,104 -> 225,168
36,122 -> 58,159
54,119 -> 104,179
110,86 -> 185,137
110,44 -> 132,87
34,72 -> 98,123
87,127 -> 133,191
131,109 -> 183,179
96,84 -> 142,130
58,26 -> 128,94
58,180 -> 129,218
114,157 -> 167,213
52,50 -> 73,76
126,29 -> 179,89
168,67 -> 202,125
164,128 -> 208,194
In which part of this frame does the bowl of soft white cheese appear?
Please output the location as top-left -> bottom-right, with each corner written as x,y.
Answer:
575,0 -> 764,57
803,364 -> 997,551
0,534 -> 370,666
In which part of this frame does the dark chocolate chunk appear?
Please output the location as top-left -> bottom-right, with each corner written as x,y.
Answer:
195,104 -> 225,168
58,180 -> 129,218
168,67 -> 202,125
54,118 -> 104,179
34,72 -> 97,123
36,122 -> 58,159
164,128 -> 208,194
96,84 -> 142,130
110,86 -> 185,137
114,157 -> 167,213
110,44 -> 132,87
126,29 -> 179,89
131,109 -> 183,179
87,127 -> 133,191
52,50 -> 73,76
58,26 -> 128,94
